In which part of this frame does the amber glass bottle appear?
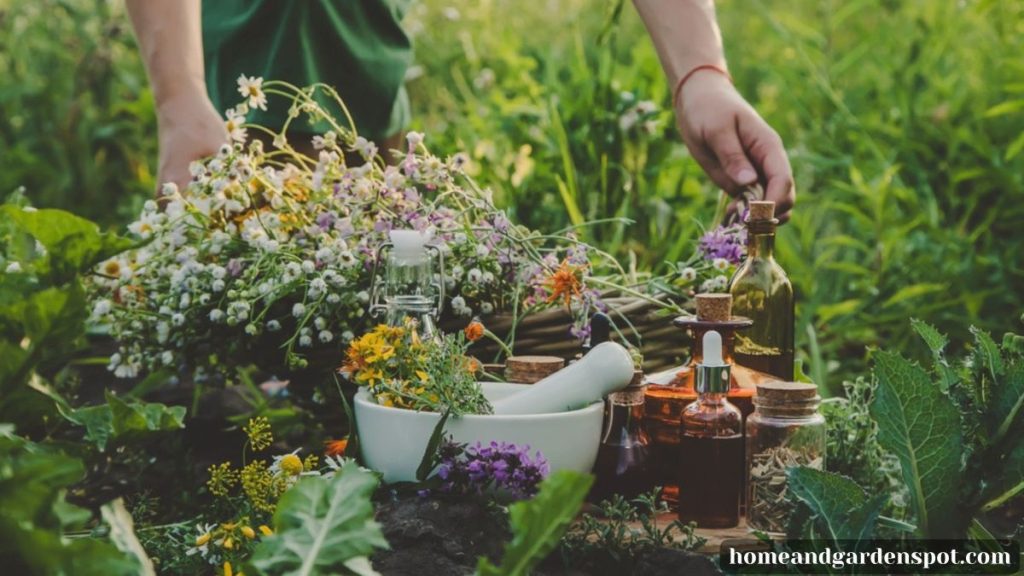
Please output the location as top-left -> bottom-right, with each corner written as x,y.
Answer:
590,371 -> 652,502
729,201 -> 794,381
677,331 -> 743,528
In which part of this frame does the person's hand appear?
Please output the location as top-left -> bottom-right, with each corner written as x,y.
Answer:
676,71 -> 795,222
155,92 -> 228,194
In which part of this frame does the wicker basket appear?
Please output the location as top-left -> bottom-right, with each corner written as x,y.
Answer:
441,296 -> 690,373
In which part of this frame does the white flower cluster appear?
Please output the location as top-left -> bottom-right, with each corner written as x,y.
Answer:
88,80 -> 580,380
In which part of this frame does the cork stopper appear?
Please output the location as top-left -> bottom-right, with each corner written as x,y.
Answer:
747,200 -> 776,222
754,381 -> 820,407
505,355 -> 565,384
610,370 -> 646,405
695,293 -> 732,322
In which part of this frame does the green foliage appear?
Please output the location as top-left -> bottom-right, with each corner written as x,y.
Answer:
100,499 -> 157,576
0,427 -> 141,575
248,461 -> 388,576
820,377 -> 899,500
61,390 -> 186,452
557,489 -> 706,574
871,349 -> 965,538
0,0 -> 157,225
786,467 -> 888,543
477,470 -> 593,576
789,321 -> 1024,541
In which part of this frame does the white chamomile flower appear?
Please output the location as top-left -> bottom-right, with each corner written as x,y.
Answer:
237,74 -> 268,110
406,131 -> 425,149
712,258 -> 730,272
92,299 -> 112,318
225,108 -> 248,143
680,267 -> 697,282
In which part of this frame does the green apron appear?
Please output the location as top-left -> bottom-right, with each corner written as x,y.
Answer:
202,0 -> 411,140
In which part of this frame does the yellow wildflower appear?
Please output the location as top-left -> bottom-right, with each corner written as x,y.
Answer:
279,453 -> 303,476
224,561 -> 234,576
241,526 -> 256,539
196,532 -> 212,547
223,536 -> 234,550
259,525 -> 273,536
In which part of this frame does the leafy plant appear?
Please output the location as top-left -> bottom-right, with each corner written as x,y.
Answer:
558,489 -> 706,574
248,461 -> 388,576
788,320 -> 1024,541
0,426 -> 142,575
476,469 -> 593,576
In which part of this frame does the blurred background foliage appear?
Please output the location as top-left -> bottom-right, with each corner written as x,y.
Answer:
1,0 -> 1022,394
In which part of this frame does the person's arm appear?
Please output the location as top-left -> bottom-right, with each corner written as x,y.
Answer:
633,0 -> 795,222
126,0 -> 226,193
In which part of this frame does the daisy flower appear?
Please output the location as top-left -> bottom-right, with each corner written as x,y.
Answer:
237,75 -> 268,110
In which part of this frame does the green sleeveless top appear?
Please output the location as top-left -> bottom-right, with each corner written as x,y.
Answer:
202,0 -> 411,140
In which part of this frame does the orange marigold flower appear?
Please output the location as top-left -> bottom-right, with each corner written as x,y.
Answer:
545,259 -> 586,308
464,320 -> 485,342
324,438 -> 348,457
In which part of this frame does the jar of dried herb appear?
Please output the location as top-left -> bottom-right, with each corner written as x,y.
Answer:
746,381 -> 825,533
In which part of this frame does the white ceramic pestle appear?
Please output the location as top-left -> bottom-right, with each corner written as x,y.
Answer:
490,341 -> 635,415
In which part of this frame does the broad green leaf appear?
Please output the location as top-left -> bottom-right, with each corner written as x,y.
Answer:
816,299 -> 861,325
0,431 -> 137,575
787,467 -> 887,543
476,470 -> 593,576
0,206 -> 135,282
983,99 -> 1024,118
106,391 -> 186,436
101,499 -> 156,576
871,351 -> 964,538
63,391 -> 186,451
248,462 -> 388,576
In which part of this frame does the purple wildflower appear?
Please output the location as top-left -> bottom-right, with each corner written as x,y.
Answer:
698,225 -> 747,264
433,439 -> 549,499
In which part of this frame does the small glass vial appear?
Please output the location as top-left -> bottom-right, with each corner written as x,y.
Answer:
590,370 -> 652,502
746,381 -> 825,534
677,331 -> 743,528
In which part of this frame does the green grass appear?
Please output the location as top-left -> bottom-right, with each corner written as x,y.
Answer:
2,0 -> 1022,392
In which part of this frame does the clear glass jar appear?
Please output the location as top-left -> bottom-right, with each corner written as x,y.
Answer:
746,381 -> 825,534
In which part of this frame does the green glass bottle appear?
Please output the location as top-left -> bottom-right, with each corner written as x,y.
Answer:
728,201 -> 794,381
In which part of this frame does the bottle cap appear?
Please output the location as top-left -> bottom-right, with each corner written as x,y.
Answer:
754,381 -> 820,405
747,201 -> 776,222
696,330 -> 730,393
389,229 -> 432,265
695,293 -> 732,322
505,355 -> 565,384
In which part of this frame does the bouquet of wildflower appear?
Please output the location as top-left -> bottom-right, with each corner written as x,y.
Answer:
89,78 -> 615,381
341,321 -> 490,415
653,222 -> 746,299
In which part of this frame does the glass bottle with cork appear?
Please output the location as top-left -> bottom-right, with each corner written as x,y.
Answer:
677,330 -> 744,528
729,200 -> 794,381
746,381 -> 825,534
644,293 -> 774,504
590,369 -> 652,503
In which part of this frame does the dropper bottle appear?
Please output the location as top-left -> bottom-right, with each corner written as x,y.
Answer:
677,330 -> 744,528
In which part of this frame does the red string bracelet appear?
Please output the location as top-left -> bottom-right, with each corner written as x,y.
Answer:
672,64 -> 732,109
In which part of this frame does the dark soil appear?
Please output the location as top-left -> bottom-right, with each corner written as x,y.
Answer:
372,496 -> 722,576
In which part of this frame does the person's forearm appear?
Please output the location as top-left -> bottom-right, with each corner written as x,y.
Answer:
632,0 -> 727,86
125,0 -> 207,108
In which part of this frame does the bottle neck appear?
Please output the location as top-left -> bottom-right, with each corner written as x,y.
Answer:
697,392 -> 728,405
746,222 -> 776,260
